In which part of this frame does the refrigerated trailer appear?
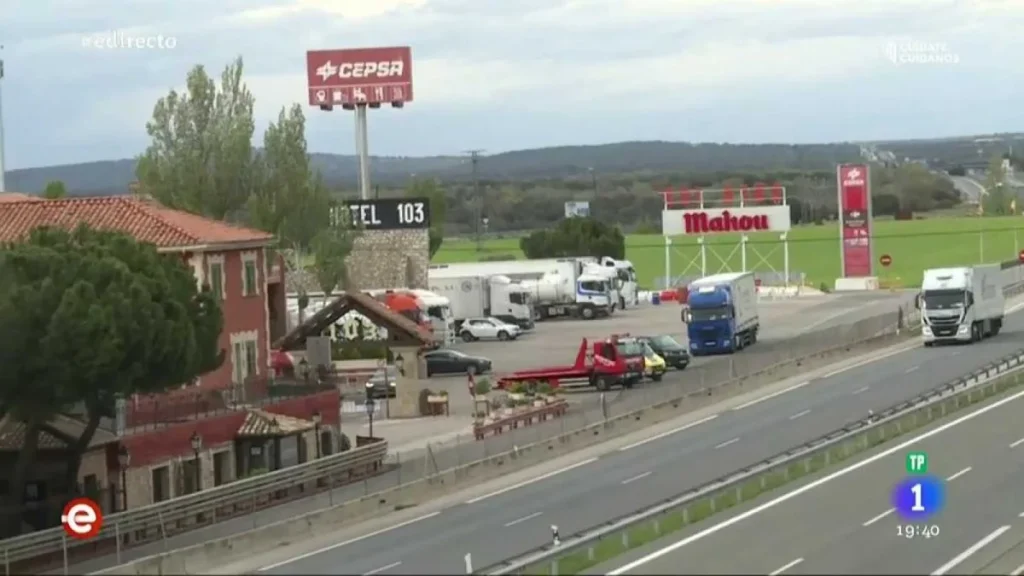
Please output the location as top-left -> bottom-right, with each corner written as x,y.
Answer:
919,264 -> 1004,345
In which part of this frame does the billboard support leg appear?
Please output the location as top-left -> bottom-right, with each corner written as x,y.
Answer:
355,104 -> 371,200
782,233 -> 790,287
741,235 -> 748,272
699,237 -> 707,276
663,237 -> 672,289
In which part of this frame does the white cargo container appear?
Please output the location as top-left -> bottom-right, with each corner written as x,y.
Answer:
919,264 -> 1004,345
427,271 -> 534,330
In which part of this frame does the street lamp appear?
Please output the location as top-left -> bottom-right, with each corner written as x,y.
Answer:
364,381 -> 376,438
312,410 -> 322,459
190,431 -> 203,492
117,445 -> 130,512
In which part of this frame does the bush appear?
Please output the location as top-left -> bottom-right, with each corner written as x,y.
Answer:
481,253 -> 518,262
536,382 -> 554,396
339,433 -> 352,452
474,377 -> 492,396
510,381 -> 528,395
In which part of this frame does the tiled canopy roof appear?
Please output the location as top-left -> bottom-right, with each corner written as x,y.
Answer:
0,196 -> 273,249
236,408 -> 315,438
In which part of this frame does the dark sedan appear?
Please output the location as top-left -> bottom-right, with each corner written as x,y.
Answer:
367,366 -> 398,399
424,349 -> 492,377
637,334 -> 690,370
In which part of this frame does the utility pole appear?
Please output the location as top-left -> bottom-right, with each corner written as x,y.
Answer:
465,149 -> 485,251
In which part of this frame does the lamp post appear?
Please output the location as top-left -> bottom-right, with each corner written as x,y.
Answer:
364,381 -> 376,438
312,410 -> 322,459
298,357 -> 310,384
117,445 -> 130,512
190,431 -> 203,492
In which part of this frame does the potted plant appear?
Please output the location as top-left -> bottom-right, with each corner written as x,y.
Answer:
508,381 -> 527,402
474,377 -> 492,399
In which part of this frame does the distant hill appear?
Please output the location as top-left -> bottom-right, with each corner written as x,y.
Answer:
4,134 -> 1011,197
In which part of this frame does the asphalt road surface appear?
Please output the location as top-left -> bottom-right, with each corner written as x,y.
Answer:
252,308 -> 1024,574
598,373 -> 1024,575
951,176 -> 988,203
454,292 -> 912,373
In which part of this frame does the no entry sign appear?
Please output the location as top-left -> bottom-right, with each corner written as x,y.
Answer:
880,254 -> 893,267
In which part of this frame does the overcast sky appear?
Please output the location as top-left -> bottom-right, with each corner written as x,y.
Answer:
2,0 -> 1020,169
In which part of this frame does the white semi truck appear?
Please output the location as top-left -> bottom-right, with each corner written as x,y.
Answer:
919,264 -> 1004,345
427,269 -> 535,330
428,259 -> 615,320
600,257 -> 640,309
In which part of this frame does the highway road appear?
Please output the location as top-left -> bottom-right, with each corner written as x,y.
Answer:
250,308 -> 1024,575
598,372 -> 1024,575
951,176 -> 988,203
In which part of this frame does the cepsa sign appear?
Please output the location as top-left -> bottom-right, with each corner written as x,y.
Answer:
661,206 -> 792,236
837,164 -> 874,277
307,46 -> 414,107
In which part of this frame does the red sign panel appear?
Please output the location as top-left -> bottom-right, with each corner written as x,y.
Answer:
837,164 -> 873,277
306,46 -> 413,107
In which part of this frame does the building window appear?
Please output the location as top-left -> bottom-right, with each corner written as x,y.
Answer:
241,251 -> 259,297
208,260 -> 225,301
230,331 -> 260,384
152,466 -> 170,502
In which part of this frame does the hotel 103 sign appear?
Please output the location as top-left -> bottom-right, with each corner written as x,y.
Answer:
661,206 -> 792,236
837,164 -> 873,277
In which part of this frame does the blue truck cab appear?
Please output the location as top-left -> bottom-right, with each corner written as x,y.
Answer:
682,272 -> 760,356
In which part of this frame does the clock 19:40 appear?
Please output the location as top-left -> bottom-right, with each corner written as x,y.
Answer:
898,524 -> 940,539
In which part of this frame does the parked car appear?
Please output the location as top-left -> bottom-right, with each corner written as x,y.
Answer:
367,366 -> 397,399
424,349 -> 493,376
637,335 -> 690,370
460,317 -> 522,342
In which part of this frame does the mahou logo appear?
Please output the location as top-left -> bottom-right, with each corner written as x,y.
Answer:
683,210 -> 770,234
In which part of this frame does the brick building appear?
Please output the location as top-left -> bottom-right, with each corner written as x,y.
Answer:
0,195 -> 339,518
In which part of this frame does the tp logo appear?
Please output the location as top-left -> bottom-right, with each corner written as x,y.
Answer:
61,498 -> 103,539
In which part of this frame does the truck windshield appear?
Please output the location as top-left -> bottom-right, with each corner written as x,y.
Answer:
615,341 -> 644,356
509,291 -> 527,305
579,280 -> 607,292
923,290 -> 965,309
690,306 -> 731,321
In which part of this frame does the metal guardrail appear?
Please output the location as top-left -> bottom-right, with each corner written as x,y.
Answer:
483,349 -> 1024,574
1,440 -> 388,571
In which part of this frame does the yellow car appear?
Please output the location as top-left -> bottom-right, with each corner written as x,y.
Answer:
642,342 -> 667,381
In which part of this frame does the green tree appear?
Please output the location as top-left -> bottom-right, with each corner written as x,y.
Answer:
311,214 -> 361,301
42,180 -> 68,199
406,179 -> 446,258
0,225 -> 223,534
520,217 -> 625,259
983,155 -> 1010,215
136,56 -> 256,220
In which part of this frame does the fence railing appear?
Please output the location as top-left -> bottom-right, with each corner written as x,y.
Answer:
0,440 -> 388,573
482,349 -> 1024,574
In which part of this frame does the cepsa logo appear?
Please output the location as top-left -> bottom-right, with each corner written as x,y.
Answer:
315,60 -> 405,82
842,167 -> 866,187
61,498 -> 103,539
683,210 -> 770,234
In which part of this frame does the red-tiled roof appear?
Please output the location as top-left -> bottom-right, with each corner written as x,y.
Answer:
0,196 -> 273,249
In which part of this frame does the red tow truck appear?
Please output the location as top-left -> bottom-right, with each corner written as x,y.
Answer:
497,335 -> 645,391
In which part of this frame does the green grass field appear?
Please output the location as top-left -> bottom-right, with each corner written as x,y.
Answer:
432,216 -> 1024,289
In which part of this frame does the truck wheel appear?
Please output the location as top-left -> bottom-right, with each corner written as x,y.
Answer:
971,323 -> 981,342
497,330 -> 510,341
461,331 -> 475,342
595,376 -> 611,391
652,372 -> 663,382
581,306 -> 596,320
992,319 -> 1003,336
619,296 -> 626,310
734,335 -> 744,351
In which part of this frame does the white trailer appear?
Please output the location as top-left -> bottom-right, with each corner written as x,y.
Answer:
427,270 -> 534,330
919,264 -> 1004,345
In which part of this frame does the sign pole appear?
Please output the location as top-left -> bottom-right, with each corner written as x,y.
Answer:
355,104 -> 371,200
663,236 -> 671,289
0,55 -> 6,193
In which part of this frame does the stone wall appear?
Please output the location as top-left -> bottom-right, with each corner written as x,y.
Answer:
346,229 -> 429,290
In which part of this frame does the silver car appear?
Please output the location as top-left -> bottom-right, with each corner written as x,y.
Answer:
459,317 -> 522,342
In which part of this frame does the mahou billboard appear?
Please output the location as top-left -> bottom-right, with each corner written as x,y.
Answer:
837,164 -> 873,277
661,206 -> 791,236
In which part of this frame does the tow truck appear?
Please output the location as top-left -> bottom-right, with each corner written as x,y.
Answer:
497,335 -> 645,391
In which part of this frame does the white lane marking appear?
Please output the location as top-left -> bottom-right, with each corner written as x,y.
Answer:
945,466 -> 972,481
465,457 -> 598,504
731,382 -> 810,411
789,409 -> 811,421
805,300 -> 878,330
862,508 -> 894,527
1011,562 -> 1024,576
504,511 -> 542,527
618,415 -> 719,451
820,344 -> 917,379
1010,437 -> 1024,448
622,471 -> 652,485
905,365 -> 920,374
769,558 -> 804,576
1019,511 -> 1024,517
931,525 -> 1012,575
606,385 -> 1024,575
715,437 -> 739,449
258,512 -> 440,571
852,386 -> 870,395
364,561 -> 402,575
